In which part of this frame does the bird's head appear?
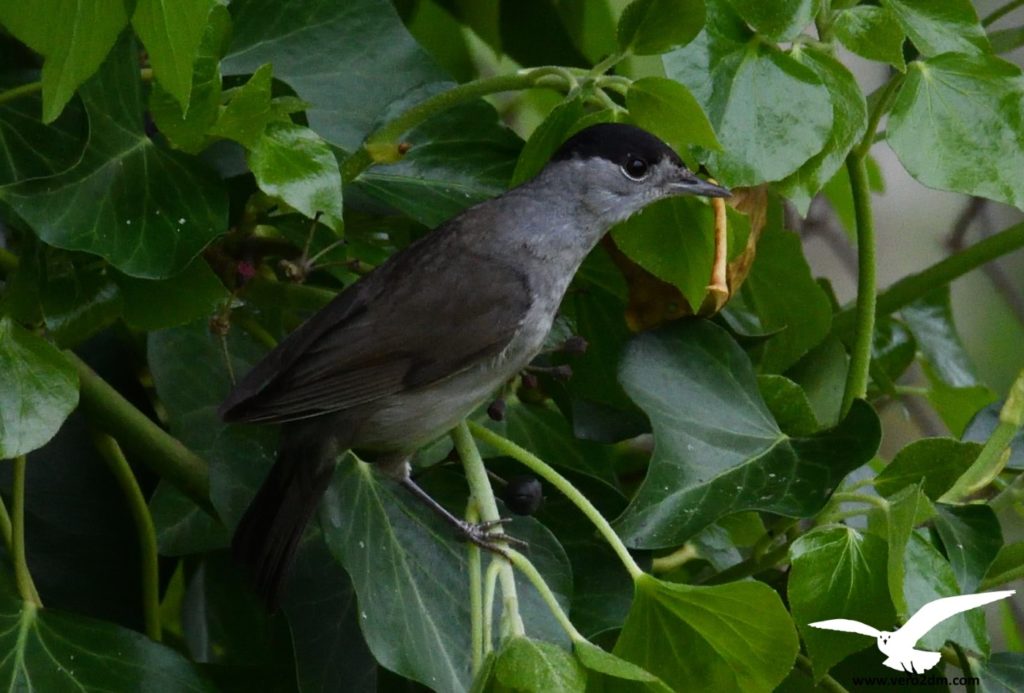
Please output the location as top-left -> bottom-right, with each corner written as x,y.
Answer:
546,123 -> 730,226
877,631 -> 894,646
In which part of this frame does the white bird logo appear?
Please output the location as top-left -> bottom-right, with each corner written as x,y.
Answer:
809,590 -> 1016,674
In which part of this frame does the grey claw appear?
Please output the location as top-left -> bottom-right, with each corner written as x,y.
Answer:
457,519 -> 528,553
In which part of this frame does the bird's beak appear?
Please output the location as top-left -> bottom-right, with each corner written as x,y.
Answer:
669,169 -> 731,198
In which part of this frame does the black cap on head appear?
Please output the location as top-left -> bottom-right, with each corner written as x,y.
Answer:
551,123 -> 683,168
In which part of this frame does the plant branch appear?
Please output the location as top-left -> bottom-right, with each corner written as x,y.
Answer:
467,421 -> 644,580
68,352 -> 215,516
840,154 -> 877,415
505,549 -> 584,642
10,457 -> 41,606
466,501 -> 484,672
701,541 -> 791,585
91,432 -> 161,641
0,81 -> 42,108
984,0 -> 1024,26
451,422 -> 525,639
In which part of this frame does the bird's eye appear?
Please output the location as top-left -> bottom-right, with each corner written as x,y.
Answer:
621,156 -> 649,181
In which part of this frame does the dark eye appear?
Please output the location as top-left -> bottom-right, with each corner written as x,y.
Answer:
622,156 -> 649,180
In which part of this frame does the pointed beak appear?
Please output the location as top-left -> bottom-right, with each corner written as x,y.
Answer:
669,170 -> 731,198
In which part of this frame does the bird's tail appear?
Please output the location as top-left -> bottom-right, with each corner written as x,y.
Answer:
232,429 -> 338,610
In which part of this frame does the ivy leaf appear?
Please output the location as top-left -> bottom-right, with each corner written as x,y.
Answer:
833,6 -> 906,71
0,94 -> 86,185
884,483 -> 935,617
723,0 -> 821,42
788,526 -> 895,679
757,374 -> 819,437
247,122 -> 344,232
617,0 -> 705,55
0,317 -> 79,458
114,259 -> 228,332
933,504 -> 1002,593
0,34 -> 228,279
880,0 -> 989,57
888,54 -> 1024,212
0,1 -> 127,122
976,653 -> 1024,693
626,77 -> 720,154
604,575 -> 797,692
511,94 -> 585,187
614,321 -> 880,548
664,18 -> 832,185
132,0 -> 216,113
573,641 -> 669,691
494,637 -> 585,692
874,438 -> 982,500
208,64 -> 275,149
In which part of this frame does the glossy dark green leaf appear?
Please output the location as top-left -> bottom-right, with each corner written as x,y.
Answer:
757,374 -> 819,436
149,481 -> 229,556
207,64 -> 276,149
573,641 -> 669,691
223,0 -> 445,151
777,46 -> 867,213
870,316 -> 917,386
0,317 -> 79,458
964,402 -> 1024,470
248,122 -> 344,232
0,584 -> 214,691
888,53 -> 1024,211
884,483 -> 935,617
626,77 -> 720,154
37,253 -> 122,347
498,0 -> 591,68
742,225 -> 833,373
977,653 -> 1024,693
132,0 -> 216,112
785,335 -> 849,428
0,94 -> 85,185
880,0 -> 989,57
115,259 -> 228,331
614,321 -> 879,548
0,1 -> 127,122
604,574 -> 797,692
617,0 -> 705,55
664,21 -> 832,185
495,637 -> 585,692
355,97 -> 522,227
934,504 -> 1002,593
0,35 -> 228,279
788,526 -> 894,679
724,0 -> 820,42
832,6 -> 906,71
510,94 -> 585,187
874,438 -> 982,499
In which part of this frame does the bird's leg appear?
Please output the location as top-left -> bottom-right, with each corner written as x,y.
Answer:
398,475 -> 528,554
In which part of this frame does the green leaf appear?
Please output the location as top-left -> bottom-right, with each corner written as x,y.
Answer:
984,543 -> 1024,591
874,438 -> 983,499
880,0 -> 989,57
757,374 -> 819,436
0,34 -> 228,279
723,0 -> 821,42
870,316 -> 917,387
785,335 -> 849,428
207,64 -> 275,149
573,641 -> 669,691
832,6 -> 906,71
223,0 -> 446,151
776,46 -> 867,213
990,26 -> 1024,54
977,653 -> 1024,693
965,402 -> 1024,470
38,254 -> 122,348
788,526 -> 895,679
115,259 -> 228,331
617,0 -> 705,55
888,54 -> 1024,211
0,93 -> 85,186
626,77 -> 720,154
664,21 -> 832,185
884,483 -> 935,617
742,225 -> 833,373
933,504 -> 1002,593
149,6 -> 232,154
495,637 -> 585,692
614,321 -> 880,548
247,122 -> 344,232
607,575 -> 798,692
0,317 -> 79,458
511,94 -> 585,187
0,586 -> 214,690
0,1 -> 128,122
132,0 -> 216,112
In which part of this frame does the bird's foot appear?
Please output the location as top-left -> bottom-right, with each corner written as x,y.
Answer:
456,518 -> 528,554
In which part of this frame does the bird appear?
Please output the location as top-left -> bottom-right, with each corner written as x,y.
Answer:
219,122 -> 731,607
809,590 -> 1016,674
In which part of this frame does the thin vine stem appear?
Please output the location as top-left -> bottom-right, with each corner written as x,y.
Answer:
11,457 -> 41,606
984,0 -> 1024,26
91,433 -> 162,641
467,421 -> 644,580
466,502 -> 484,671
505,549 -> 584,642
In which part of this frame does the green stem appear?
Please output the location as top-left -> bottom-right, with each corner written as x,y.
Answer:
651,544 -> 699,573
505,549 -> 584,642
984,0 -> 1024,26
833,222 -> 1024,339
10,457 -> 41,606
468,421 -> 644,580
794,653 -> 850,693
91,433 -> 162,641
68,352 -> 215,515
451,422 -> 525,638
341,69 -> 573,183
840,154 -> 877,416
702,541 -> 791,585
830,491 -> 889,510
466,502 -> 484,672
857,76 -> 904,157
0,81 -> 42,108
0,495 -> 10,550
482,558 -> 501,654
815,0 -> 835,43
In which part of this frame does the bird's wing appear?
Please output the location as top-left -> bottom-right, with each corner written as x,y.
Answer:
892,590 -> 1016,649
219,224 -> 532,424
807,619 -> 880,638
